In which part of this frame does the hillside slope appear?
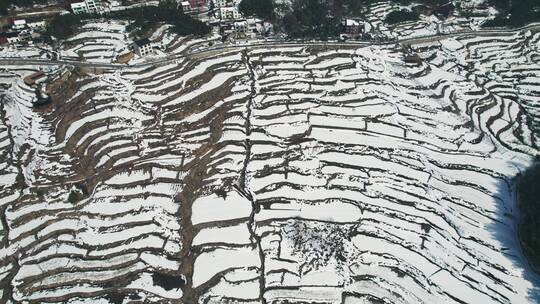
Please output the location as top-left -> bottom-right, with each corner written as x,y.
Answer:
0,30 -> 539,303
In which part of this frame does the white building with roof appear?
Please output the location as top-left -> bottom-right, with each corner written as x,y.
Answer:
70,0 -> 103,14
27,20 -> 46,29
70,1 -> 88,13
219,6 -> 241,20
12,19 -> 26,30
133,38 -> 153,56
214,0 -> 240,7
181,1 -> 191,11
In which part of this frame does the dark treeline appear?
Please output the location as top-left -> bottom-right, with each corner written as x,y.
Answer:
46,0 -> 209,40
239,0 -> 451,39
518,157 -> 540,272
483,0 -> 540,27
282,0 -> 341,39
385,9 -> 420,24
239,0 -> 274,20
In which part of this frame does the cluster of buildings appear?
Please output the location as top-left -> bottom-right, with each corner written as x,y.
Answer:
180,0 -> 241,20
205,0 -> 274,42
69,0 -> 121,14
180,0 -> 206,12
128,0 -> 274,59
0,17 -> 47,45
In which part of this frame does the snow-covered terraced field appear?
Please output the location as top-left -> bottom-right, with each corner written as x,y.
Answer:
413,29 -> 540,149
364,0 -> 493,40
0,30 -> 539,303
60,21 -> 131,63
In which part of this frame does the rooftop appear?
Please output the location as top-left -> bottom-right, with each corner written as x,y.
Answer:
134,38 -> 151,47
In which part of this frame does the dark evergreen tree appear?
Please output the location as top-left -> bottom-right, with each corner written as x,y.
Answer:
385,9 -> 419,24
239,0 -> 274,20
518,158 -> 540,272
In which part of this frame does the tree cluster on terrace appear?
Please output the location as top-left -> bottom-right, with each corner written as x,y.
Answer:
518,157 -> 540,273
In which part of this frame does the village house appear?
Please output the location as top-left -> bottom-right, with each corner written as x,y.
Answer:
188,0 -> 206,10
234,20 -> 247,33
101,0 -> 120,10
11,18 -> 46,31
219,23 -> 234,36
341,19 -> 363,39
18,30 -> 32,42
0,32 -> 21,44
12,19 -> 27,30
27,19 -> 47,29
181,1 -> 191,12
263,21 -> 273,35
85,0 -> 102,13
245,18 -> 265,34
70,0 -> 103,14
214,0 -> 227,7
70,1 -> 88,13
219,6 -> 241,20
133,38 -> 153,56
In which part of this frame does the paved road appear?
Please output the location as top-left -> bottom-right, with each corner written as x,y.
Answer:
1,23 -> 539,70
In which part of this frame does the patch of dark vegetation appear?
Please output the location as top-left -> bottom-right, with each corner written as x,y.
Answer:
152,272 -> 185,291
67,182 -> 88,204
483,0 -> 540,27
254,0 -> 452,39
46,0 -> 209,40
214,188 -> 228,199
281,0 -> 341,39
518,156 -> 540,272
0,0 -> 49,15
103,292 -> 125,304
385,9 -> 420,24
239,0 -> 274,20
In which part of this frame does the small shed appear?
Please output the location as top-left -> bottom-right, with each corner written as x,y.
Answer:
24,71 -> 47,86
